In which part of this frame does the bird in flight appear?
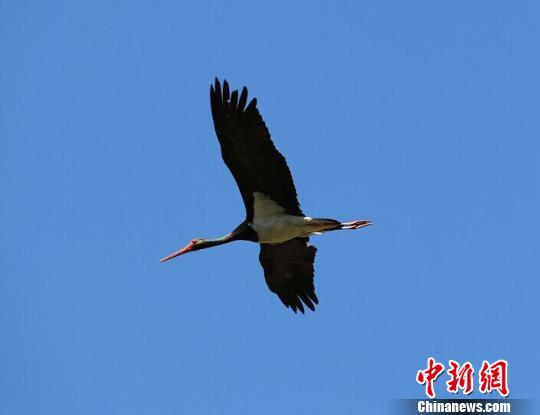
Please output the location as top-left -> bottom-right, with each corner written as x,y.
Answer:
161,78 -> 371,313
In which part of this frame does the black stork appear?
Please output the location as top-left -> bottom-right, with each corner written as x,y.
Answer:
161,78 -> 371,313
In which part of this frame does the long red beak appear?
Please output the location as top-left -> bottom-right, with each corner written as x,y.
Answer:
160,242 -> 194,262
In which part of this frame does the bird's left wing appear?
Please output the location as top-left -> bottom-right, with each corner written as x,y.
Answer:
259,238 -> 318,313
210,78 -> 303,222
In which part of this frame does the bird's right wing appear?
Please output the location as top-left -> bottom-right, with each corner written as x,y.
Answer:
259,238 -> 318,313
210,78 -> 303,222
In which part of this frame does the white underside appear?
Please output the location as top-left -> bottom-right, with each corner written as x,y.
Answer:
251,192 -> 336,243
252,215 -> 337,243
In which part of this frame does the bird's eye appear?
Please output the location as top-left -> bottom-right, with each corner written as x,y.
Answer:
191,238 -> 198,244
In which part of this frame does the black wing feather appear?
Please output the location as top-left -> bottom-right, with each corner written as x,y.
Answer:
210,78 -> 303,221
259,238 -> 318,313
237,87 -> 248,112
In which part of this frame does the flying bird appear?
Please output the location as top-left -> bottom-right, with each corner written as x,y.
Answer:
161,78 -> 371,313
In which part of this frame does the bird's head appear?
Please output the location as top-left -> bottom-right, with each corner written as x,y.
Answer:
160,233 -> 235,263
159,238 -> 205,262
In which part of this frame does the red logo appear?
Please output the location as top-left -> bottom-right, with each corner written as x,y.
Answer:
416,357 -> 509,398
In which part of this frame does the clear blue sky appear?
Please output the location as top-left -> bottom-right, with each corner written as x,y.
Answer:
2,1 -> 539,414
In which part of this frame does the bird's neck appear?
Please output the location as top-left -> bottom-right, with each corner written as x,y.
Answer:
231,221 -> 259,241
199,233 -> 235,249
198,222 -> 257,250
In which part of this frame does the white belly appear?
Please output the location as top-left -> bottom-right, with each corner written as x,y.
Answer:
250,192 -> 337,243
251,215 -> 334,244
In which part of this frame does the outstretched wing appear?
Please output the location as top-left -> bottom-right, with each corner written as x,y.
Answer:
259,238 -> 318,313
210,78 -> 303,222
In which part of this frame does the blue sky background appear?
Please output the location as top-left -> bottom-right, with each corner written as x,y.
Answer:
2,1 -> 539,414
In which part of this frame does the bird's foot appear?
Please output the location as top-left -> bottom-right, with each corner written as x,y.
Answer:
341,220 -> 372,230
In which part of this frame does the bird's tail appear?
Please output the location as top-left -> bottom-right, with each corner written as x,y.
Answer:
339,220 -> 372,230
312,218 -> 372,233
